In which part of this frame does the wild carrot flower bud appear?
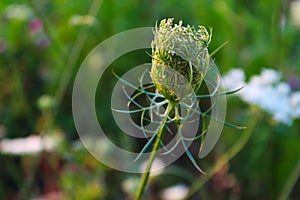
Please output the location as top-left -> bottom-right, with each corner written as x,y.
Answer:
150,18 -> 212,102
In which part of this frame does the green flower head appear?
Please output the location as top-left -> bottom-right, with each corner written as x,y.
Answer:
150,18 -> 212,103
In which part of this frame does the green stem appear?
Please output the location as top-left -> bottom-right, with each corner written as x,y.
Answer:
279,156 -> 300,200
134,104 -> 174,200
19,0 -> 103,198
210,41 -> 228,57
52,0 -> 103,122
27,0 -> 103,129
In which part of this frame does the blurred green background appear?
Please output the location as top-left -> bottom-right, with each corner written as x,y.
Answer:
0,0 -> 300,199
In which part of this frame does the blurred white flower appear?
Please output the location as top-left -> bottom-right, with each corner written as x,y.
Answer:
69,15 -> 96,26
140,158 -> 165,178
222,68 -> 245,91
276,82 -> 291,94
5,4 -> 33,21
0,135 -> 58,155
160,184 -> 189,200
290,0 -> 300,28
37,95 -> 55,111
121,177 -> 139,196
223,68 -> 300,125
260,68 -> 281,85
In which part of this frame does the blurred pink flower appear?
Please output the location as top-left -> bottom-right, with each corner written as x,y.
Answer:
35,35 -> 50,49
29,18 -> 44,34
288,74 -> 300,90
212,165 -> 236,192
0,39 -> 7,54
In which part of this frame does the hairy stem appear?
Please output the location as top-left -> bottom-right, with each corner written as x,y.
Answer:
134,104 -> 174,200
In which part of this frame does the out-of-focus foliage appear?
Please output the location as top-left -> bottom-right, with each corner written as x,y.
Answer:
0,0 -> 299,199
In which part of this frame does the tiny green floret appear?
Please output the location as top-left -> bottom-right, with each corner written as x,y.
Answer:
150,18 -> 212,102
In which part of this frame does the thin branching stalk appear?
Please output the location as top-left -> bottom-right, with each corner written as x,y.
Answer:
279,154 -> 300,199
135,104 -> 174,200
27,0 -> 103,129
183,108 -> 260,199
18,0 -> 103,198
52,0 -> 103,126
